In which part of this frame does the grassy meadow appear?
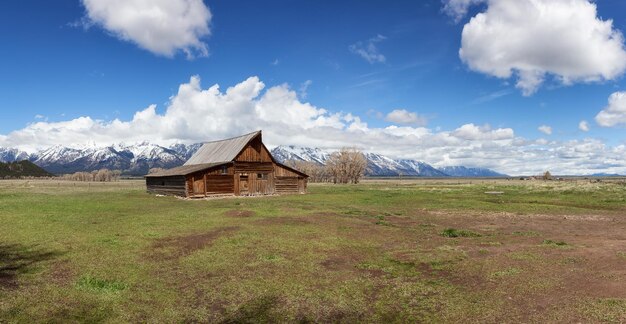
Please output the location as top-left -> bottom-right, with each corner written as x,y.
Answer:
0,179 -> 625,323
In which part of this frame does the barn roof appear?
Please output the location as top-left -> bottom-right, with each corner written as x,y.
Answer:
144,162 -> 228,177
184,131 -> 261,166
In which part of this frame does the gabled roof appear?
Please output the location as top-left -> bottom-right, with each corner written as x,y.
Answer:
184,131 -> 261,166
145,162 -> 228,177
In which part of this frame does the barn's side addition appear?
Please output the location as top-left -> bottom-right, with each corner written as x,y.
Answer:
145,131 -> 308,197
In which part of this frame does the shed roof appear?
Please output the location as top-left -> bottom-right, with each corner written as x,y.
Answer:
184,131 -> 261,166
145,162 -> 228,177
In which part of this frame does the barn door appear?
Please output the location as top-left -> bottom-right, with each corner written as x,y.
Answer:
193,178 -> 205,196
240,175 -> 249,195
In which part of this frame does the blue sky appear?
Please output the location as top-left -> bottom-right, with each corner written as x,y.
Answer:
1,0 -> 626,175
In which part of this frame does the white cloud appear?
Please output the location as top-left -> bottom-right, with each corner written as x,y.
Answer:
34,114 -> 45,119
456,0 -> 626,95
349,34 -> 387,64
81,0 -> 212,58
579,120 -> 590,132
385,109 -> 428,127
442,0 -> 486,22
1,76 -> 626,175
298,80 -> 313,99
538,125 -> 552,135
596,91 -> 626,127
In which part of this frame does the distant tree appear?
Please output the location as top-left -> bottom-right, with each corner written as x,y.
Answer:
283,160 -> 330,183
543,171 -> 552,181
326,147 -> 367,184
60,169 -> 122,182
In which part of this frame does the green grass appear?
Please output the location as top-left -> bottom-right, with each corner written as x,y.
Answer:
76,275 -> 127,293
0,179 -> 624,322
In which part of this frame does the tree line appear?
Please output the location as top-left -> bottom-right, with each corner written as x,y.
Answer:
284,147 -> 367,184
59,169 -> 122,182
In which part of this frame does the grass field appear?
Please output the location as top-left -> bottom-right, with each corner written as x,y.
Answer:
0,179 -> 625,323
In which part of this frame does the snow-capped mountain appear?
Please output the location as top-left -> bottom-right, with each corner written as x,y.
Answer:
269,145 -> 330,165
0,148 -> 30,163
270,145 -> 504,177
0,142 -> 507,177
363,153 -> 448,177
437,166 -> 508,177
0,143 -> 201,175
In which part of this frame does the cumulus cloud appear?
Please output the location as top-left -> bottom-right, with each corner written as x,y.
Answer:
385,109 -> 428,127
454,0 -> 626,95
81,0 -> 212,58
1,76 -> 626,175
349,34 -> 387,64
596,91 -> 626,127
538,125 -> 552,135
579,120 -> 590,132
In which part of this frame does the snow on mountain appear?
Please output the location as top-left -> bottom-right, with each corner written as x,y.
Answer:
0,142 -> 202,175
0,142 -> 506,177
270,145 -> 330,165
0,147 -> 30,163
437,166 -> 508,177
272,146 -> 449,177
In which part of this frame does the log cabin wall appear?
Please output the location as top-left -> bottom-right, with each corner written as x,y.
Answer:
274,163 -> 307,194
146,176 -> 188,196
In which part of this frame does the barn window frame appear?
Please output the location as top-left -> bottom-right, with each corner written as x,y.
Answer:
221,165 -> 228,174
257,173 -> 267,180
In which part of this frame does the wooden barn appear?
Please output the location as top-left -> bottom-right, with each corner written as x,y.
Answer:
145,131 -> 308,198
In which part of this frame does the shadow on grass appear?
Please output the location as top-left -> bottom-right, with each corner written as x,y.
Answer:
0,243 -> 63,289
220,295 -> 280,324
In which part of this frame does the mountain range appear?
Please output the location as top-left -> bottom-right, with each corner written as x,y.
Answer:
0,143 -> 508,177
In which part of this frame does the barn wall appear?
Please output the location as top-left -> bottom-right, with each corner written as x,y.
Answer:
187,167 -> 235,196
274,164 -> 301,177
235,136 -> 273,162
273,164 -> 307,194
146,176 -> 187,196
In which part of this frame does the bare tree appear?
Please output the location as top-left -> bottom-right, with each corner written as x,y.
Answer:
60,169 -> 123,182
543,171 -> 552,181
326,147 -> 367,184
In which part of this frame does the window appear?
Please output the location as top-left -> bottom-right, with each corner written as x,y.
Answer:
257,173 -> 267,180
221,166 -> 228,174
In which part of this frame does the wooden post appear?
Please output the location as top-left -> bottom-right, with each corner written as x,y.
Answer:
204,173 -> 207,197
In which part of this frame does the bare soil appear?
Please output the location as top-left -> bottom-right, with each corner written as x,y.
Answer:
147,227 -> 240,261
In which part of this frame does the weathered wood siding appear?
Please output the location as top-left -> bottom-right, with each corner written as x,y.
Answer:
274,164 -> 300,177
273,163 -> 307,194
206,175 -> 234,194
187,166 -> 235,196
235,136 -> 273,162
275,176 -> 299,194
146,176 -> 187,196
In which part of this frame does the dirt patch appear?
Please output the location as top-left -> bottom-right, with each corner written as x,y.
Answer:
147,227 -> 239,261
0,243 -> 61,290
47,260 -> 76,286
224,210 -> 256,218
